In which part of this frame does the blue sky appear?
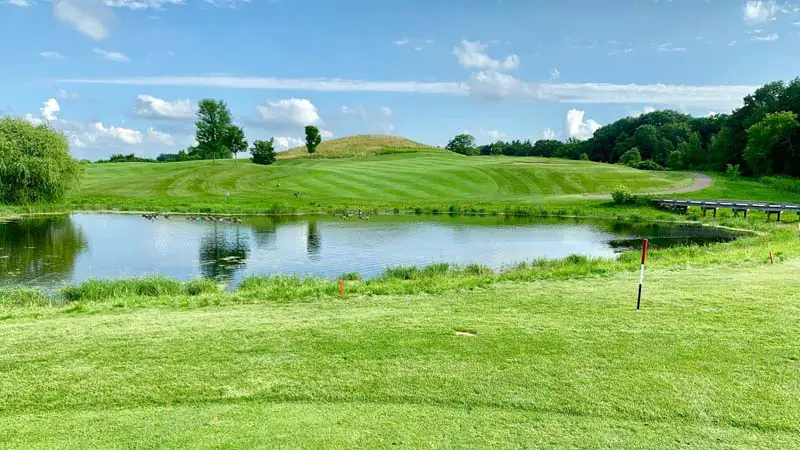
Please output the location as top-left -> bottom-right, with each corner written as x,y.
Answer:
1,0 -> 799,159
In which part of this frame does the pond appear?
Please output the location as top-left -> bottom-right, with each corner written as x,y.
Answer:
0,214 -> 738,288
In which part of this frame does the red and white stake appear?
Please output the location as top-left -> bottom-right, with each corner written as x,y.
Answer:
637,239 -> 649,310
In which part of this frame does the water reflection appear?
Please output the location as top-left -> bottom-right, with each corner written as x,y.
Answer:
0,216 -> 88,283
307,220 -> 321,259
198,225 -> 249,282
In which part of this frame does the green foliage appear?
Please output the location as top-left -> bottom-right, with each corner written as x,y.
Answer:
157,149 -> 202,163
305,126 -> 323,154
183,279 -> 220,296
339,272 -> 361,281
708,126 -> 733,171
633,160 -> 664,171
251,139 -> 276,165
0,118 -> 80,204
195,99 -> 233,161
446,133 -> 477,155
677,132 -> 704,168
726,163 -> 741,179
611,185 -> 636,205
744,111 -> 798,176
619,148 -> 642,166
98,153 -> 156,163
225,125 -> 248,162
667,151 -> 685,170
579,152 -> 589,161
61,277 -> 183,301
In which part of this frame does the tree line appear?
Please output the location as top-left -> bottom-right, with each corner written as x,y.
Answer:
446,78 -> 800,178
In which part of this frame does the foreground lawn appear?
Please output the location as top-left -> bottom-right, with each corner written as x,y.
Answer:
1,261 -> 799,448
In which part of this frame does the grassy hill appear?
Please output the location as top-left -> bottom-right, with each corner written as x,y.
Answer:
69,143 -> 694,214
278,135 -> 438,159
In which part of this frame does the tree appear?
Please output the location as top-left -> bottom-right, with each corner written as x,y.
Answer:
224,125 -> 248,163
251,139 -> 277,165
744,111 -> 798,176
533,139 -> 564,158
667,150 -> 685,170
0,118 -> 81,203
633,125 -> 662,162
305,126 -> 322,154
620,148 -> 642,166
195,99 -> 233,161
708,126 -> 733,171
490,141 -> 505,156
677,132 -> 704,169
445,133 -> 477,155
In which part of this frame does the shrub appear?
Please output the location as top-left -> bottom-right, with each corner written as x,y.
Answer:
0,118 -> 81,203
619,148 -> 642,167
339,272 -> 361,281
579,153 -> 589,161
726,163 -> 741,179
633,160 -> 664,171
611,185 -> 636,205
184,279 -> 220,296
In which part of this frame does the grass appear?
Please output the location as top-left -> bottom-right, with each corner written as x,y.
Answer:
1,256 -> 799,447
55,146 -> 692,215
278,134 -> 438,159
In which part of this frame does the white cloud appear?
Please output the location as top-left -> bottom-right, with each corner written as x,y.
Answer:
393,38 -> 409,46
39,51 -> 66,60
61,75 -> 759,111
729,40 -> 737,46
453,40 -> 520,71
135,94 -> 195,119
256,98 -> 320,126
654,42 -> 687,52
340,105 -> 394,133
41,98 -> 60,121
146,127 -> 174,146
273,136 -> 304,150
565,109 -> 601,140
8,0 -> 31,6
104,0 -> 183,9
541,128 -> 557,140
479,129 -> 506,142
631,105 -> 656,118
752,32 -> 779,41
24,114 -> 44,126
56,89 -> 79,100
379,106 -> 393,117
93,48 -> 130,63
550,68 -> 561,80
71,122 -> 143,147
320,129 -> 334,138
53,0 -> 111,41
203,0 -> 251,8
744,1 -> 778,24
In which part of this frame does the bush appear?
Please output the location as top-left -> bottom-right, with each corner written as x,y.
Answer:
339,272 -> 361,281
611,185 -> 636,205
0,118 -> 81,203
251,139 -> 276,165
726,163 -> 741,179
619,148 -> 642,166
579,153 -> 589,161
183,279 -> 220,296
633,160 -> 664,171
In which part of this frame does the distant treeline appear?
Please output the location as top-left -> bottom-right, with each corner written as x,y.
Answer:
447,78 -> 800,177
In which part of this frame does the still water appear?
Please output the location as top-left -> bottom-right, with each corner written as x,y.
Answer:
0,214 -> 737,288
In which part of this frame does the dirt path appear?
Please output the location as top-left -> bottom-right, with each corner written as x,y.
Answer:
585,172 -> 713,200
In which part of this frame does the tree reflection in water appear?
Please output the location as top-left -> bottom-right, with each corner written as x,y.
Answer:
0,216 -> 88,283
198,224 -> 250,282
307,220 -> 321,260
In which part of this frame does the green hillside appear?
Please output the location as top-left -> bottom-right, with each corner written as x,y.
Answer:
278,135 -> 438,159
70,144 -> 694,213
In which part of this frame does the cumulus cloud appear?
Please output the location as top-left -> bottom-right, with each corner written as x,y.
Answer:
273,136 -> 304,150
93,48 -> 129,62
550,68 -> 561,80
135,94 -> 195,119
41,98 -> 60,121
146,127 -> 174,146
53,0 -> 112,40
541,128 -> 557,140
565,109 -> 601,140
453,40 -> 520,71
631,105 -> 656,118
40,51 -> 66,60
744,1 -> 778,24
256,98 -> 320,127
9,0 -> 32,6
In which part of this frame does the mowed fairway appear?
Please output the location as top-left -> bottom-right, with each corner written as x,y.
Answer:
1,262 -> 799,448
70,138 -> 693,212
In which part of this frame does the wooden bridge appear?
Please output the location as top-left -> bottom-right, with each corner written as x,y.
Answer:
654,198 -> 800,221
